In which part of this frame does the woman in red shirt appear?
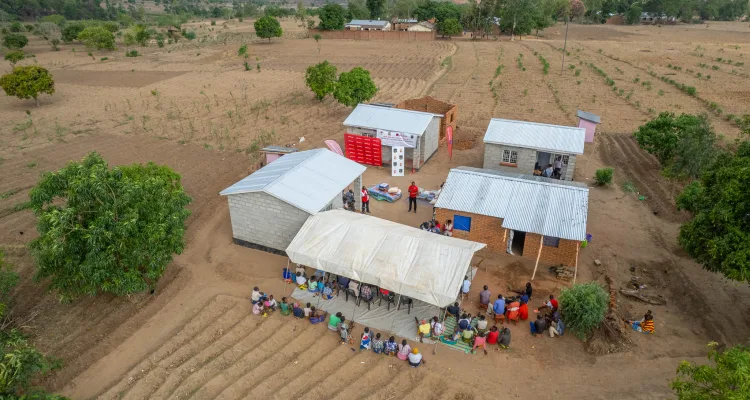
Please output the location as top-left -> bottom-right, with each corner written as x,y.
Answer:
486,326 -> 500,344
407,182 -> 418,213
361,186 -> 370,214
519,301 -> 529,321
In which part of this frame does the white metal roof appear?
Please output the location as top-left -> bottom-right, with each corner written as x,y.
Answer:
220,149 -> 365,214
343,104 -> 440,136
286,210 -> 486,307
346,20 -> 390,27
434,167 -> 589,241
483,118 -> 586,155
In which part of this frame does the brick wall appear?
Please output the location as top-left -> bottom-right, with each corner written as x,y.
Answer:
434,209 -> 507,253
309,29 -> 435,41
522,233 -> 580,266
227,192 -> 311,253
483,143 -> 537,174
395,96 -> 458,140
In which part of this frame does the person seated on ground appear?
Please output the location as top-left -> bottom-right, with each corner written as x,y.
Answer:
295,272 -> 307,288
279,297 -> 292,316
549,316 -> 564,337
536,294 -> 559,314
397,339 -> 412,361
487,325 -> 500,346
384,336 -> 399,356
408,348 -> 425,368
295,264 -> 306,278
339,318 -> 351,344
458,313 -> 471,331
519,300 -> 529,321
308,277 -> 319,295
472,331 -> 488,355
479,285 -> 491,310
446,302 -> 461,320
505,298 -> 520,322
303,302 -> 313,318
328,312 -> 342,331
251,287 -> 265,304
443,219 -> 453,237
348,280 -> 360,298
419,221 -> 432,231
476,315 -> 488,333
360,327 -> 372,350
310,307 -> 327,324
543,164 -> 554,178
513,282 -> 533,301
499,327 -> 512,349
252,301 -> 264,315
531,314 -> 547,337
292,303 -> 304,318
264,295 -> 277,312
322,283 -> 334,300
430,316 -> 444,337
360,284 -> 373,303
461,325 -> 476,344
629,312 -> 654,334
433,220 -> 443,232
493,295 -> 506,318
415,318 -> 431,343
372,333 -> 385,354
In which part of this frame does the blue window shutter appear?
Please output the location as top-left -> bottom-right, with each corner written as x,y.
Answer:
454,215 -> 472,231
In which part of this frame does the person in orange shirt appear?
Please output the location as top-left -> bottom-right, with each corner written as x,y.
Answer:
519,300 -> 529,321
407,181 -> 418,213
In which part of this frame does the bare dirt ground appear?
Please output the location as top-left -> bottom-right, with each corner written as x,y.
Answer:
1,21 -> 750,400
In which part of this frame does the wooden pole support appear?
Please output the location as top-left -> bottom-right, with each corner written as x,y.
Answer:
531,235 -> 544,280
573,245 -> 580,284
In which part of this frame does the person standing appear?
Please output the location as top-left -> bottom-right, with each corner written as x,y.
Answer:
553,156 -> 563,179
407,181 -> 418,213
360,186 -> 370,214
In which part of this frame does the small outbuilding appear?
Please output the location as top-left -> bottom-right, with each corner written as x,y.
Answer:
220,149 -> 366,255
483,118 -> 585,181
577,110 -> 601,143
408,21 -> 436,32
343,104 -> 442,171
434,167 -> 589,270
345,20 -> 392,31
395,96 -> 457,140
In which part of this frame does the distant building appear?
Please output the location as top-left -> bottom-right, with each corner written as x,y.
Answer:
345,20 -> 392,31
408,21 -> 435,32
392,18 -> 418,31
395,96 -> 457,140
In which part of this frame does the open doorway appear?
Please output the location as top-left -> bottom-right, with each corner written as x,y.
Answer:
511,230 -> 526,256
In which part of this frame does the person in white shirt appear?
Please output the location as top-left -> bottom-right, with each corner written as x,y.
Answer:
553,157 -> 563,179
462,276 -> 471,296
251,287 -> 262,304
295,264 -> 306,277
348,280 -> 360,297
408,348 -> 425,368
443,220 -> 453,237
543,164 -> 554,178
296,272 -> 307,286
430,316 -> 444,337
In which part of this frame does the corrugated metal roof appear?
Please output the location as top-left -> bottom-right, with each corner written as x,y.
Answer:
483,118 -> 586,155
346,20 -> 390,27
434,167 -> 589,241
220,149 -> 366,214
260,146 -> 298,154
343,104 -> 440,135
577,110 -> 601,124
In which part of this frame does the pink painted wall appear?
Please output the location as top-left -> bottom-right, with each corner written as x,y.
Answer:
579,119 -> 597,143
265,153 -> 282,164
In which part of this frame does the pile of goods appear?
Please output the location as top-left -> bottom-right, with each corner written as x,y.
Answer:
367,183 -> 402,202
548,265 -> 574,281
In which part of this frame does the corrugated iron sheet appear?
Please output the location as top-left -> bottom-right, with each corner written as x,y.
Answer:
343,104 -> 439,135
483,118 -> 586,155
577,110 -> 601,124
220,149 -> 366,214
435,167 -> 588,241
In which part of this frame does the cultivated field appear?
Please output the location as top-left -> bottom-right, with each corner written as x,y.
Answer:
1,19 -> 750,400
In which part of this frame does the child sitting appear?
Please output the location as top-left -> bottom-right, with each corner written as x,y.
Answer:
252,301 -> 264,315
322,283 -> 334,299
296,272 -> 307,289
264,295 -> 277,312
279,297 -> 292,316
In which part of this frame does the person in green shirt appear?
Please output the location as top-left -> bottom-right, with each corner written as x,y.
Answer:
328,312 -> 342,331
279,297 -> 291,316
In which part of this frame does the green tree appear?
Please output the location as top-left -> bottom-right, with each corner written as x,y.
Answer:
61,22 -> 85,43
334,67 -> 377,107
319,3 -> 346,30
133,24 -> 152,46
0,66 -> 55,107
9,21 -> 22,33
77,27 -> 115,51
28,152 -> 192,299
4,50 -> 25,66
558,282 -> 609,340
312,33 -> 322,53
671,342 -> 750,399
438,18 -> 462,38
40,14 -> 66,27
305,60 -> 338,101
348,0 -> 371,19
393,0 -> 419,18
2,33 -> 28,50
676,141 -> 750,283
626,3 -> 643,24
366,0 -> 386,18
500,0 -> 537,39
254,16 -> 282,41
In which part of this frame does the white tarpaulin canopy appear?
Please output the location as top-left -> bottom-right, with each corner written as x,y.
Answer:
285,210 -> 486,307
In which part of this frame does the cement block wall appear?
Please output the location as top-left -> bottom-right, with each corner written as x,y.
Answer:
434,209 -> 507,253
522,233 -> 580,266
564,155 -> 577,180
420,116 -> 440,165
227,192 -> 311,253
483,143 -> 537,174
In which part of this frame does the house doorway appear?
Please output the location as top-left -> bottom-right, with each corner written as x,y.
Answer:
536,151 -> 552,172
511,230 -> 525,256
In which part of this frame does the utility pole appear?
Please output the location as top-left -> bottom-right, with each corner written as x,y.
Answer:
560,15 -> 569,75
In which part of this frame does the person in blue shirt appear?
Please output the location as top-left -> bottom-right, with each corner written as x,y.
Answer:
458,314 -> 471,331
493,294 -> 506,317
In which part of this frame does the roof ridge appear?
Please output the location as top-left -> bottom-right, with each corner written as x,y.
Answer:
259,149 -> 323,191
452,168 -> 589,191
357,104 -> 442,117
489,118 -> 584,131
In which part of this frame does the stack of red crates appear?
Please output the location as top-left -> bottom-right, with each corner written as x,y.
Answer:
344,134 -> 382,166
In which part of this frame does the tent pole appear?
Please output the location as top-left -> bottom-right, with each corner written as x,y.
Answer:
573,246 -> 579,284
434,307 -> 447,355
387,294 -> 403,335
315,272 -> 325,308
531,235 -> 544,280
284,259 -> 291,296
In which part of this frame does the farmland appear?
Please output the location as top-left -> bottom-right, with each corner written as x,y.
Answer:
1,19 -> 750,400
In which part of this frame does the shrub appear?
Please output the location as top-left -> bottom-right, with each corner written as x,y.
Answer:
211,20 -> 216,26
238,43 -> 248,57
305,60 -> 337,101
2,33 -> 28,50
593,167 -> 614,186
4,50 -> 25,66
99,21 -> 120,33
40,14 -> 66,27
558,282 -> 609,340
671,343 -> 750,399
0,66 -> 55,106
24,24 -> 34,32
100,57 -> 109,61
9,21 -> 23,33
62,22 -> 86,43
77,27 -> 115,51
254,16 -> 282,41
125,50 -> 140,57
333,66 -> 377,107
183,30 -> 196,40
134,24 -> 153,46
50,38 -> 60,51
155,33 -> 165,48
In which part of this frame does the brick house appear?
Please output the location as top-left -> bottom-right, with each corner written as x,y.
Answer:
434,167 -> 589,268
483,119 -> 586,181
395,96 -> 457,140
220,149 -> 365,255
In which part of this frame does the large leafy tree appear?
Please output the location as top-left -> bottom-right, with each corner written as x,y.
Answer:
77,26 -> 115,51
254,15 -> 283,41
348,0 -> 370,19
500,0 -> 538,39
0,66 -> 55,107
366,0 -> 386,18
28,152 -> 192,299
2,33 -> 28,50
438,18 -> 462,38
61,22 -> 85,43
676,141 -> 750,283
305,61 -> 338,101
558,282 -> 609,340
319,3 -> 346,30
333,67 -> 377,107
671,342 -> 750,399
